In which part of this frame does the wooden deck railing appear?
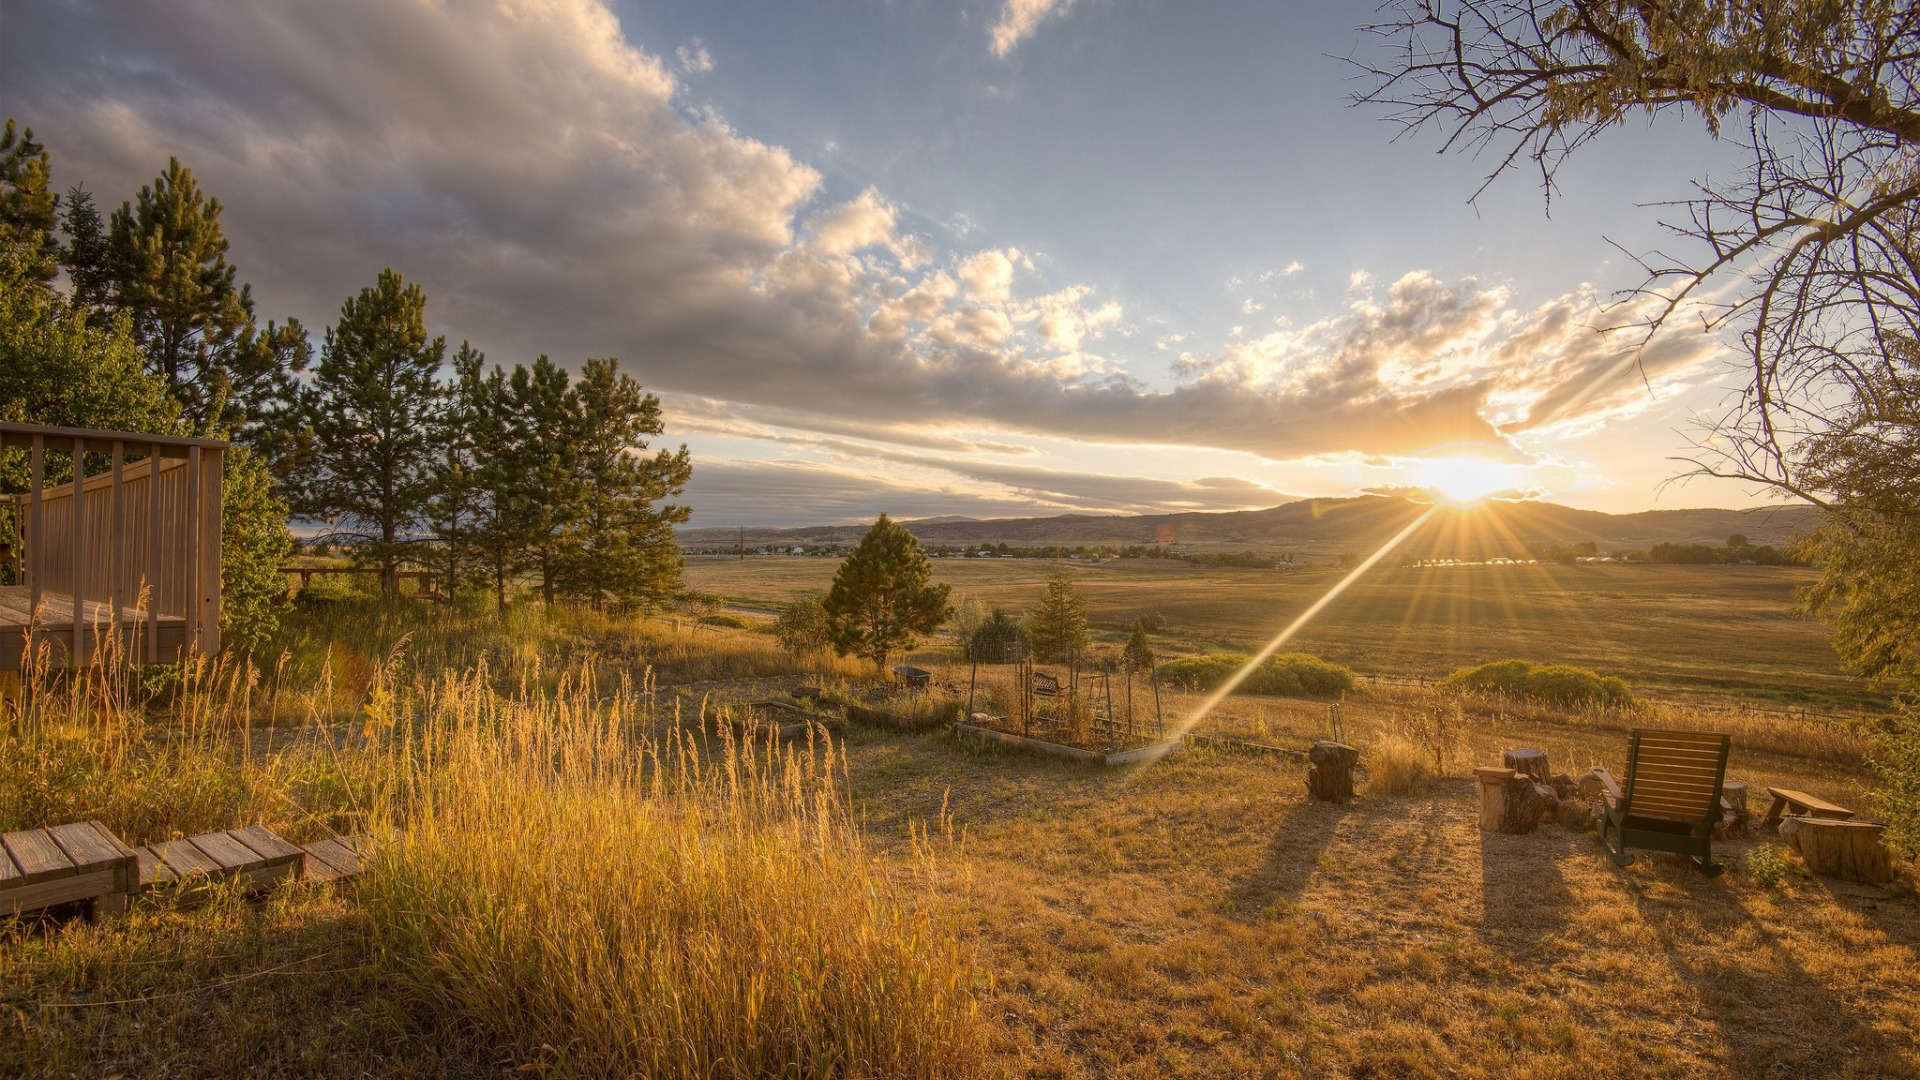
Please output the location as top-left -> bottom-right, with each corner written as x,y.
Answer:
0,422 -> 225,669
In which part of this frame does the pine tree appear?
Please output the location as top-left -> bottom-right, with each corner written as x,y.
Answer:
506,356 -> 584,607
1123,619 -> 1156,674
0,120 -> 57,283
1027,567 -> 1090,664
299,268 -> 446,598
58,186 -> 110,315
559,357 -> 691,611
104,157 -> 309,442
823,515 -> 952,668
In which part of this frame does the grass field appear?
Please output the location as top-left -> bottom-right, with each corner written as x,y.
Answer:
685,556 -> 1881,708
4,600 -> 1914,1079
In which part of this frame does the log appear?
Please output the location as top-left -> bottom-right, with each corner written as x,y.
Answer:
1503,748 -> 1550,785
1780,817 -> 1894,884
1473,768 -> 1554,834
1306,741 -> 1359,803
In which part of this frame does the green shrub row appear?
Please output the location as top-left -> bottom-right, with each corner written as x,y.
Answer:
1155,652 -> 1355,698
1435,659 -> 1635,708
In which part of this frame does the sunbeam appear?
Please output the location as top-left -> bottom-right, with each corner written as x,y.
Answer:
1162,504 -> 1442,743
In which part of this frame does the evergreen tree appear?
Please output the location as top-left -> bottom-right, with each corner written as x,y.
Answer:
1123,619 -> 1156,674
104,157 -> 309,444
426,342 -> 492,606
58,186 -> 111,315
299,268 -> 446,597
559,357 -> 691,611
822,515 -> 952,668
506,356 -> 583,606
0,120 -> 57,282
1027,567 -> 1090,664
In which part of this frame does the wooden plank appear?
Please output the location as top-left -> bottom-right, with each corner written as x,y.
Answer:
28,434 -> 42,626
85,820 -> 138,861
0,843 -> 19,885
1766,787 -> 1853,817
227,825 -> 303,865
300,838 -> 362,881
198,446 -> 221,657
46,821 -> 125,869
146,444 -> 160,663
70,438 -> 84,665
189,830 -> 267,873
3,868 -> 118,916
136,848 -> 175,889
3,829 -> 76,885
109,441 -> 123,647
184,444 -> 199,652
151,839 -> 221,878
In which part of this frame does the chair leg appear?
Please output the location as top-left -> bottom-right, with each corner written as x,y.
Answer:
1691,854 -> 1723,878
1600,815 -> 1634,867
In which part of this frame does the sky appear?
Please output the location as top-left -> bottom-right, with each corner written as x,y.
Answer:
0,0 -> 1783,526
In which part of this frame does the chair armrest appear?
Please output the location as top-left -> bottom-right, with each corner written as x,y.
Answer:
1591,764 -> 1623,806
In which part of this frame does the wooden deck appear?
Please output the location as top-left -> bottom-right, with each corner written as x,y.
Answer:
0,585 -> 188,670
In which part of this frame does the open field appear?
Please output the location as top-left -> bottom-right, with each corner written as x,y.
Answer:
3,607 -> 1914,1079
685,556 -> 1883,709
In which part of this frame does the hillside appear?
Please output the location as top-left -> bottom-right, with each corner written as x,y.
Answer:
679,495 -> 1820,558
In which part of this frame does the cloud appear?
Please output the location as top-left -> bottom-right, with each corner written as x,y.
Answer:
675,38 -> 713,74
0,0 -> 1727,480
990,0 -> 1081,57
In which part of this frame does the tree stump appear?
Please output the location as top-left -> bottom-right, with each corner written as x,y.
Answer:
1714,780 -> 1752,839
1780,817 -> 1894,883
1473,768 -> 1554,834
1306,741 -> 1359,803
1503,748 -> 1550,785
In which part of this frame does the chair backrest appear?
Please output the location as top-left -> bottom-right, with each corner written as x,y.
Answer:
1622,728 -> 1731,824
1032,672 -> 1062,697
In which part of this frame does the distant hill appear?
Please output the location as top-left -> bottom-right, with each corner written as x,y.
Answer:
678,496 -> 1820,559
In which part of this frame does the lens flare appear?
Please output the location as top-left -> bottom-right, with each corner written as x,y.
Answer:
1162,505 -> 1439,744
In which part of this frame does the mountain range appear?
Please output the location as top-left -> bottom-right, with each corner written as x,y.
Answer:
678,496 -> 1820,559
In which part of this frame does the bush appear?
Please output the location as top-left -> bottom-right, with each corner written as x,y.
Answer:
1436,659 -> 1635,708
1365,732 -> 1435,796
1156,652 -> 1355,698
698,613 -> 750,629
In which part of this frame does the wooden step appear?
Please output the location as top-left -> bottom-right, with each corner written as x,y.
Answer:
300,834 -> 377,883
2,821 -> 138,917
137,827 -> 304,893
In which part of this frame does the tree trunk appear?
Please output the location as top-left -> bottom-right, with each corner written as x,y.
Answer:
1474,767 -> 1554,834
1503,748 -> 1550,785
1780,817 -> 1894,883
1306,741 -> 1359,803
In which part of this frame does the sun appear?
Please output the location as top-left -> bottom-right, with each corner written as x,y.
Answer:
1413,456 -> 1524,506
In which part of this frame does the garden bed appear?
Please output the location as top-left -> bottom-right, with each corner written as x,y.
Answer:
952,720 -> 1181,767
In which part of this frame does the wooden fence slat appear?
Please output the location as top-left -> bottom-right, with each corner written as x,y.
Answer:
28,435 -> 42,644
70,439 -> 84,665
146,445 -> 160,663
185,445 -> 199,654
110,441 -> 124,654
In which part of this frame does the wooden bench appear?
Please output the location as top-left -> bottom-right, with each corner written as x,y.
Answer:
2,822 -> 139,918
1763,787 -> 1854,828
137,826 -> 306,893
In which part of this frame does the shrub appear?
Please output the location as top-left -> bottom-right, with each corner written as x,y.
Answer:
1365,732 -> 1434,796
1155,652 -> 1355,698
698,613 -> 750,629
1436,659 -> 1635,708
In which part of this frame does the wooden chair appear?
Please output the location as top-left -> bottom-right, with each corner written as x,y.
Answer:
1594,728 -> 1732,876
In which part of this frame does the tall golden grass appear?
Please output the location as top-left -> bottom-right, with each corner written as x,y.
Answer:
3,609 -> 985,1078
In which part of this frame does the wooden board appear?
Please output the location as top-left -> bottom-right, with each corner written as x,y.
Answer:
3,829 -> 76,885
0,586 -> 181,632
189,830 -> 266,872
150,838 -> 221,879
136,848 -> 175,889
46,821 -> 135,895
229,825 -> 304,864
3,868 -> 119,917
300,837 -> 366,882
0,844 -> 19,886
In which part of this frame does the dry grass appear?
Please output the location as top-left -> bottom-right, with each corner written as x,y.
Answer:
4,601 -> 1918,1079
